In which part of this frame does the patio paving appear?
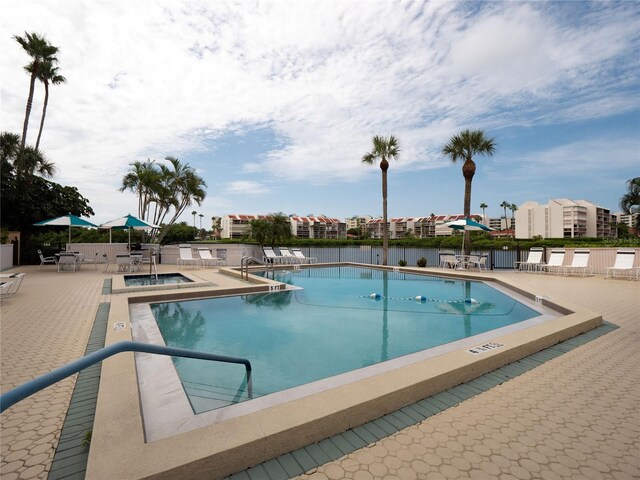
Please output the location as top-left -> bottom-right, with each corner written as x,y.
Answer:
0,265 -> 638,479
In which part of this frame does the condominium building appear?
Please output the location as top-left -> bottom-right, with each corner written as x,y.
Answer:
221,214 -> 268,239
345,216 -> 372,235
488,217 -> 513,231
612,212 -> 639,229
364,214 -> 472,239
515,199 -> 612,239
289,216 -> 347,239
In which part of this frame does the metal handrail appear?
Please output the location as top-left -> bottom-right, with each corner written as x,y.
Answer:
0,341 -> 252,413
241,255 -> 273,280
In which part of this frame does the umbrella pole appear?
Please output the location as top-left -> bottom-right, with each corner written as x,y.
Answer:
69,225 -> 71,246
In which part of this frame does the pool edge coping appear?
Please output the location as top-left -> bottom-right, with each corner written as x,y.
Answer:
85,265 -> 603,480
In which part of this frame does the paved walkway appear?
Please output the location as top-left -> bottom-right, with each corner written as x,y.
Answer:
0,266 -> 638,479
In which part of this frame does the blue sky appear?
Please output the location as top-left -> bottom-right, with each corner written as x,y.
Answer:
2,0 -> 639,226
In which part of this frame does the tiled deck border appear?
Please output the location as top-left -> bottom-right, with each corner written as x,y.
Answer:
226,321 -> 618,479
47,301 -> 111,480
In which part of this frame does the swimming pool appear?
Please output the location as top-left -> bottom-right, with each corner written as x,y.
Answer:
151,267 -> 542,414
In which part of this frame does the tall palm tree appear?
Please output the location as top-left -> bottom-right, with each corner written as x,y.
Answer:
13,32 -> 59,151
191,210 -> 197,228
510,203 -> 518,230
480,202 -> 488,223
442,129 -> 495,255
362,135 -> 400,265
500,200 -> 510,229
1,131 -> 56,178
198,213 -> 204,230
35,60 -> 66,151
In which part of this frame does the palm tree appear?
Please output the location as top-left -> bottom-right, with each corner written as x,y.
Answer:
510,203 -> 518,230
362,135 -> 400,265
1,131 -> 56,178
198,213 -> 204,230
442,129 -> 495,255
35,60 -> 66,151
500,200 -> 510,230
620,177 -> 640,228
191,210 -> 197,228
480,202 -> 488,223
13,32 -> 59,151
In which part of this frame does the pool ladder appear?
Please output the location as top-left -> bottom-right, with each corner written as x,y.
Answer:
240,256 -> 273,281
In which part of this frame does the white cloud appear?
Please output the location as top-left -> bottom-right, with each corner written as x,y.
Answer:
2,0 -> 638,221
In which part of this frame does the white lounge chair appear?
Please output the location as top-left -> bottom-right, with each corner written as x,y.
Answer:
540,249 -> 565,274
197,247 -> 219,267
439,252 -> 458,269
263,247 -> 285,264
0,281 -> 14,300
279,248 -> 301,264
57,253 -> 78,272
562,249 -> 591,276
514,247 -> 544,271
38,250 -> 57,269
177,244 -> 201,268
605,250 -> 638,279
0,273 -> 25,297
292,248 -> 316,264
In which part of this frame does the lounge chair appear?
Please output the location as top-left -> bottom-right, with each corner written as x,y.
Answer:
514,247 -> 544,272
0,273 -> 26,297
38,250 -> 57,269
539,249 -> 565,274
57,253 -> 78,272
279,248 -> 302,264
0,281 -> 14,300
292,248 -> 317,264
197,247 -> 219,267
263,247 -> 285,264
562,249 -> 591,276
605,250 -> 638,279
177,244 -> 201,268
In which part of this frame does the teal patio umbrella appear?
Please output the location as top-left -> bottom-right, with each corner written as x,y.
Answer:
445,217 -> 493,250
99,214 -> 159,248
34,214 -> 98,244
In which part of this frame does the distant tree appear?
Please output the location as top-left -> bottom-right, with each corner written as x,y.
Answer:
35,60 -> 66,150
244,213 -> 292,247
161,222 -> 198,244
362,135 -> 400,265
620,177 -> 640,228
245,219 -> 270,246
500,200 -> 510,228
1,131 -> 56,178
510,203 -> 518,230
442,129 -> 495,255
191,210 -> 197,228
480,202 -> 488,221
13,32 -> 59,150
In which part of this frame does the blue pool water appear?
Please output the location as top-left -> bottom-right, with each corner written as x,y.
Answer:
125,273 -> 192,286
152,267 -> 540,413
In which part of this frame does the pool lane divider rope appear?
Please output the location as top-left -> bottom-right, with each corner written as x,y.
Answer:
47,295 -> 111,480
225,321 -> 618,480
362,293 -> 479,304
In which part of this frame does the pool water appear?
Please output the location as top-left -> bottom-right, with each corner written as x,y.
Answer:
152,267 -> 541,413
124,273 -> 193,286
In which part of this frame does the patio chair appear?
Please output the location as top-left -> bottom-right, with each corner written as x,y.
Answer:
38,250 -> 57,269
116,253 -> 132,272
279,247 -> 301,264
467,253 -> 488,271
177,244 -> 201,268
562,249 -> 592,276
57,252 -> 78,272
292,248 -> 317,264
263,247 -> 285,264
130,252 -> 144,272
0,273 -> 26,297
197,247 -> 219,267
439,252 -> 458,269
514,247 -> 544,272
539,249 -> 565,274
605,250 -> 638,279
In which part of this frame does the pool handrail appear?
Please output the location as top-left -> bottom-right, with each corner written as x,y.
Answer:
0,340 -> 252,413
241,255 -> 273,280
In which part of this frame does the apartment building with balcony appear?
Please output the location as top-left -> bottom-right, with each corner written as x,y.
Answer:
289,216 -> 347,239
364,214 -> 472,239
345,216 -> 372,236
221,214 -> 268,239
612,212 -> 639,230
515,199 -> 612,239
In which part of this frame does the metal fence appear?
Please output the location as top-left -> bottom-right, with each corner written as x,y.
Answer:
291,246 -> 519,270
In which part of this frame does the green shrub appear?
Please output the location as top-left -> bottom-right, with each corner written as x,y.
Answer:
417,257 -> 427,267
398,260 -> 407,267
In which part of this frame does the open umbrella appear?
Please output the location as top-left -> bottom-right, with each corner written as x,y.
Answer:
445,217 -> 493,250
34,214 -> 98,244
99,214 -> 159,248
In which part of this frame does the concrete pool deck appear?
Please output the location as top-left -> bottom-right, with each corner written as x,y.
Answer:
0,264 -> 638,479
